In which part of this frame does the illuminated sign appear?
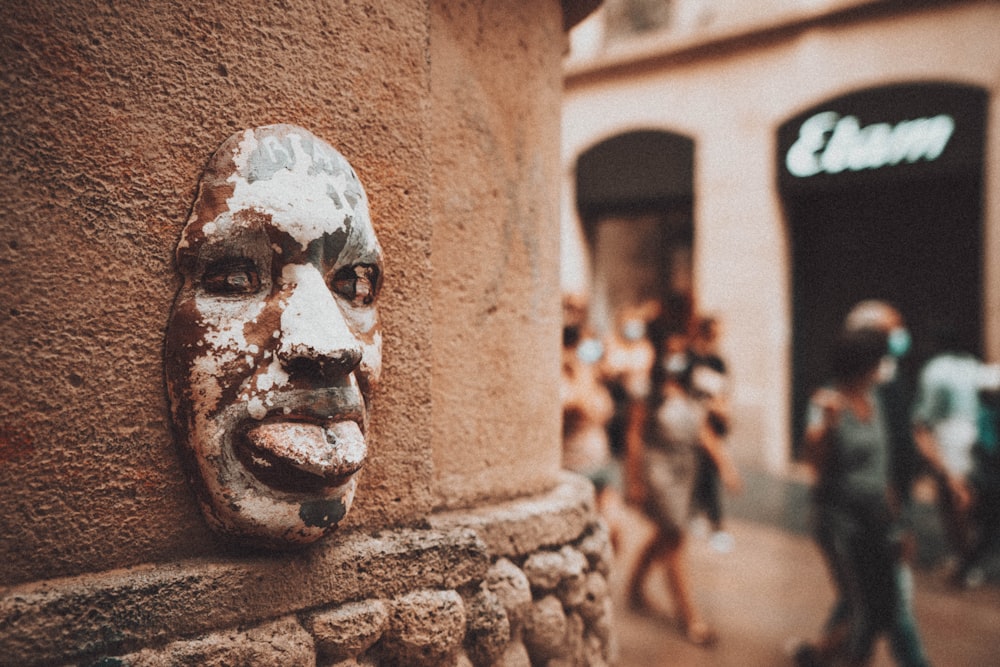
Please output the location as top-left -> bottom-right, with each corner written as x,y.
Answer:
776,83 -> 985,192
785,111 -> 955,177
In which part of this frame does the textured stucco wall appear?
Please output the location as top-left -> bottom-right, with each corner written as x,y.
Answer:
0,0 -> 434,585
1,0 -> 574,588
430,0 -> 566,510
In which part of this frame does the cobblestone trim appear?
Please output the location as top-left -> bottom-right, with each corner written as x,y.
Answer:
1,473 -> 612,666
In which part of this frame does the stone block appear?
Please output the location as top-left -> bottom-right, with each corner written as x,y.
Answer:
379,589 -> 466,666
305,599 -> 389,662
522,595 -> 567,663
575,521 -> 613,577
523,544 -> 587,599
461,583 -> 510,667
485,558 -> 532,632
490,639 -> 531,667
112,616 -> 314,666
575,572 -> 609,625
522,551 -> 565,592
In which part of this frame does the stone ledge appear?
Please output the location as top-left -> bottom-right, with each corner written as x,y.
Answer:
429,472 -> 596,559
0,527 -> 488,666
0,474 -> 596,666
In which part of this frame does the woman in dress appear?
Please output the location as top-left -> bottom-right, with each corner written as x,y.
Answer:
626,333 -> 742,646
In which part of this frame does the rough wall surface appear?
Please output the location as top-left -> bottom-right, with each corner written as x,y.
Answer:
430,0 -> 566,510
1,475 -> 613,667
0,0 -> 433,585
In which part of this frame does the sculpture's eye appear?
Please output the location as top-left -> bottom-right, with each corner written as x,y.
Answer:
202,258 -> 261,295
329,264 -> 380,306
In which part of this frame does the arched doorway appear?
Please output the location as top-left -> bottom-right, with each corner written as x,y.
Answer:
575,129 -> 696,347
777,82 -> 989,453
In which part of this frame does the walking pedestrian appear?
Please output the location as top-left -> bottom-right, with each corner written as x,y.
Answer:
626,333 -> 742,647
687,314 -> 736,552
561,294 -> 623,548
911,321 -> 1000,587
796,328 -> 930,666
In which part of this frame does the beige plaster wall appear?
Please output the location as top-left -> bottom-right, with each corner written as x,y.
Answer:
1,0 -> 574,587
430,0 -> 566,509
0,0 -> 436,586
562,1 -> 1000,473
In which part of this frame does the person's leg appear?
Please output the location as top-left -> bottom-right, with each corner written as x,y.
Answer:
595,483 -> 624,555
662,535 -> 717,646
937,476 -> 974,572
813,510 -> 880,666
627,530 -> 670,610
957,466 -> 1000,586
704,456 -> 723,531
690,449 -> 713,522
887,563 -> 931,667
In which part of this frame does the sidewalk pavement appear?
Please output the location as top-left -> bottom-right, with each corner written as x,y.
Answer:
607,471 -> 1000,666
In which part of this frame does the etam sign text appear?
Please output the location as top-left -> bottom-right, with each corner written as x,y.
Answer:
785,111 -> 955,178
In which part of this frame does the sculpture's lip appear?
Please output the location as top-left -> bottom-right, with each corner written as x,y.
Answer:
235,414 -> 366,495
248,387 -> 367,426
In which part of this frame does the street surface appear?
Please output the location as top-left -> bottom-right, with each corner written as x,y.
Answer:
608,473 -> 1000,666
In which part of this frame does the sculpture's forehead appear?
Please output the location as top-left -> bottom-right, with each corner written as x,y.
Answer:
227,127 -> 359,189
183,126 -> 378,254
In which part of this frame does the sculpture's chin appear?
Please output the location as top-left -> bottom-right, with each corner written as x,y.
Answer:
203,475 -> 359,550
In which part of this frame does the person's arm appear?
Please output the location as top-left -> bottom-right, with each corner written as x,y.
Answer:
801,388 -> 841,478
624,401 -> 648,505
910,372 -> 973,511
699,418 -> 743,493
912,423 -> 972,510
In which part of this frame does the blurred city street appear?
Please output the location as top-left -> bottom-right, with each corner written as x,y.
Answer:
607,470 -> 1000,667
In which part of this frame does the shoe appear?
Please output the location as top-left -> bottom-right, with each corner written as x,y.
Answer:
626,588 -> 653,613
690,516 -> 710,539
683,620 -> 718,648
957,565 -> 986,590
791,642 -> 821,667
710,530 -> 735,553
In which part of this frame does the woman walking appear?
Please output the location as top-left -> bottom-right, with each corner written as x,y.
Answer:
797,328 -> 929,666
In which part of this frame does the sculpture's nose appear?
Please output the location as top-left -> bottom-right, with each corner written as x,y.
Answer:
276,264 -> 362,380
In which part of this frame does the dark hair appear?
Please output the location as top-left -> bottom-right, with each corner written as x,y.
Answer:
563,325 -> 581,349
830,328 -> 887,382
694,316 -> 717,341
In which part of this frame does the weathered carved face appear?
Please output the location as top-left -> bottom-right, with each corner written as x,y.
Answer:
165,125 -> 383,548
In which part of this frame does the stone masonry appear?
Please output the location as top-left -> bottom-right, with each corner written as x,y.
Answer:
1,474 -> 613,667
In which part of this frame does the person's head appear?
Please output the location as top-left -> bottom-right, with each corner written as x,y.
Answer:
691,315 -> 720,352
829,328 -> 887,386
615,299 -> 660,343
562,293 -> 587,350
652,333 -> 691,395
165,124 -> 383,549
844,299 -> 910,359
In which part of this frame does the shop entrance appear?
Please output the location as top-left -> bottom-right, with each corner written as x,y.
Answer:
575,130 -> 695,347
778,83 -> 988,453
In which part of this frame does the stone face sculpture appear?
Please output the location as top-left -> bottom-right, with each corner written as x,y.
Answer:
165,124 -> 383,548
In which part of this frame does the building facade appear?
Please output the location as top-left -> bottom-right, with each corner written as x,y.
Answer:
562,0 -> 1000,472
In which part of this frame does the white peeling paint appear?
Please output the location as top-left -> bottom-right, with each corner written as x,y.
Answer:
255,356 -> 289,393
247,396 -> 267,420
278,263 -> 360,363
226,131 -> 366,252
